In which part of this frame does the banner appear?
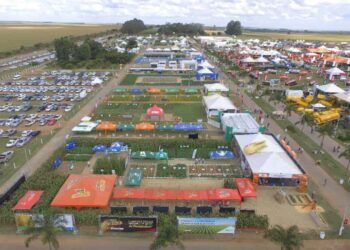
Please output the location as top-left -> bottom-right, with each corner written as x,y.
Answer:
15,213 -> 76,232
177,217 -> 236,234
99,216 -> 157,233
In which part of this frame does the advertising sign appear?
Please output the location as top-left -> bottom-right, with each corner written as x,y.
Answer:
100,216 -> 157,233
177,217 -> 236,234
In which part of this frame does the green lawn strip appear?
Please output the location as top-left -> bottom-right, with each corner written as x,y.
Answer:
120,73 -> 138,85
251,96 -> 350,191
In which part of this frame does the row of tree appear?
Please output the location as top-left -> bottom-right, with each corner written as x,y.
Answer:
54,37 -> 134,68
157,23 -> 205,36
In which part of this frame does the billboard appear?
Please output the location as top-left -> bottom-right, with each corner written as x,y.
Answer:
177,217 -> 236,234
15,213 -> 77,232
99,216 -> 157,233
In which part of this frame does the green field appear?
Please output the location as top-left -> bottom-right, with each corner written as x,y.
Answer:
0,23 -> 118,52
242,31 -> 350,42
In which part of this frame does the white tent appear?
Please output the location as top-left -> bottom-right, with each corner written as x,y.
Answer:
197,67 -> 213,74
234,134 -> 303,178
326,67 -> 345,80
91,77 -> 103,85
72,121 -> 98,133
311,103 -> 326,109
203,94 -> 237,117
221,113 -> 260,134
241,57 -> 255,63
198,60 -> 215,69
316,83 -> 345,94
204,83 -> 229,93
255,57 -> 269,63
334,91 -> 350,104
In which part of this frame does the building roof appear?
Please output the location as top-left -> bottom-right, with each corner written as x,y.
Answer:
316,83 -> 345,94
234,134 -> 304,178
12,191 -> 44,210
204,83 -> 229,92
221,113 -> 260,134
203,94 -> 236,111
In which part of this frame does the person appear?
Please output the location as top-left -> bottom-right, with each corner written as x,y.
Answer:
310,127 -> 314,134
323,178 -> 327,186
333,146 -> 336,153
337,146 -> 341,153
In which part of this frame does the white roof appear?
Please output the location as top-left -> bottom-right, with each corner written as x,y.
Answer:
204,83 -> 229,92
197,68 -> 213,74
316,83 -> 345,94
311,103 -> 326,108
91,77 -> 103,84
255,57 -> 269,63
81,116 -> 92,122
235,134 -> 303,177
199,60 -> 214,69
241,56 -> 255,63
285,90 -> 303,97
334,91 -> 350,104
221,113 -> 260,134
203,94 -> 236,111
326,67 -> 345,75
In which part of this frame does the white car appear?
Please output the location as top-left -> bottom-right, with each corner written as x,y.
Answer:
6,139 -> 18,148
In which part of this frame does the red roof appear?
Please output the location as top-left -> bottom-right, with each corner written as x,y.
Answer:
147,105 -> 164,116
51,174 -> 117,210
112,188 -> 241,202
236,178 -> 257,198
12,191 -> 44,210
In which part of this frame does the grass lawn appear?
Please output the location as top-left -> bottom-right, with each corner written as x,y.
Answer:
95,103 -> 206,122
120,74 -> 138,85
0,23 -> 118,52
251,95 -> 350,191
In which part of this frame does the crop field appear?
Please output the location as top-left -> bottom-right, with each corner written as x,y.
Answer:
0,23 -> 118,52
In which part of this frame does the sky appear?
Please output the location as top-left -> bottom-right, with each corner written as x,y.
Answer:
0,0 -> 349,31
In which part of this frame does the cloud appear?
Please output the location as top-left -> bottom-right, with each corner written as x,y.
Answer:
0,0 -> 349,30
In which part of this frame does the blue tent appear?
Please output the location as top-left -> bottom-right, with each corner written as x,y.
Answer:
209,150 -> 235,159
130,88 -> 143,94
107,146 -> 122,153
195,68 -> 218,81
65,141 -> 77,150
52,156 -> 62,169
193,55 -> 205,62
174,123 -> 203,131
92,144 -> 107,153
111,141 -> 124,148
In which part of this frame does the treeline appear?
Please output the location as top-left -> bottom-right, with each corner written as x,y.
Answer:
157,23 -> 205,36
0,28 -> 119,60
54,37 -> 134,69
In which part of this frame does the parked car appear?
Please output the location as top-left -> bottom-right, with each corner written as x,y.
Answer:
47,119 -> 57,126
16,137 -> 30,147
6,139 -> 18,148
0,150 -> 14,163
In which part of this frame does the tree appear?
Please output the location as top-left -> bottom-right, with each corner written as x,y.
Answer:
150,214 -> 183,250
295,113 -> 314,132
283,103 -> 297,117
25,215 -> 65,250
74,42 -> 91,61
54,37 -> 75,61
120,18 -> 146,34
85,39 -> 104,59
126,38 -> 138,51
265,225 -> 303,250
340,147 -> 350,177
157,23 -> 205,36
316,123 -> 333,149
225,20 -> 242,36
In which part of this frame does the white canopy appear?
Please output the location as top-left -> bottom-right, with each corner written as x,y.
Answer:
91,77 -> 103,85
285,90 -> 303,98
255,57 -> 269,63
203,94 -> 236,111
311,103 -> 326,109
72,121 -> 98,132
334,91 -> 350,104
197,68 -> 213,74
221,113 -> 260,134
204,83 -> 229,92
326,67 -> 345,76
241,57 -> 255,63
199,60 -> 215,69
316,83 -> 345,94
234,134 -> 303,178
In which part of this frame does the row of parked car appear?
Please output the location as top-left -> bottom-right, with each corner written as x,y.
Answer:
0,113 -> 62,127
0,85 -> 92,94
0,52 -> 55,71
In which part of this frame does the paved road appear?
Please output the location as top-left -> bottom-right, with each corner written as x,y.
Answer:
1,234 -> 350,250
0,63 -> 131,196
203,50 -> 350,215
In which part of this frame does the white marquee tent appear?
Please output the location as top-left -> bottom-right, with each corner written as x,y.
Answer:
203,94 -> 237,117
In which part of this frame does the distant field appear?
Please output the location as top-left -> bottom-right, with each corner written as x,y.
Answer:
0,23 -> 118,52
242,31 -> 350,42
204,29 -> 350,42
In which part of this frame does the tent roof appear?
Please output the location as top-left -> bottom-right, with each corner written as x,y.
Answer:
51,174 -> 117,209
197,68 -> 213,74
241,56 -> 255,63
334,91 -> 350,104
12,191 -> 44,210
135,122 -> 155,130
316,83 -> 345,94
112,188 -> 241,201
235,178 -> 256,198
234,134 -> 304,177
199,60 -> 214,68
221,113 -> 260,134
326,67 -> 345,75
147,105 -> 164,116
203,94 -> 236,111
96,122 -> 117,131
255,57 -> 269,63
204,83 -> 229,92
